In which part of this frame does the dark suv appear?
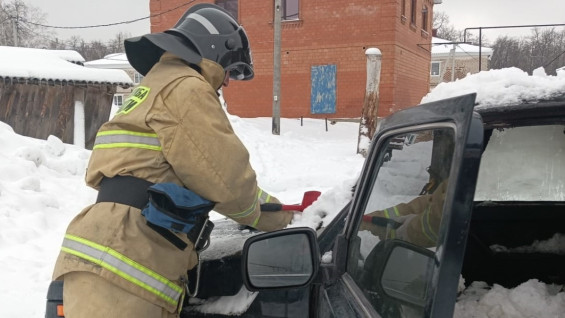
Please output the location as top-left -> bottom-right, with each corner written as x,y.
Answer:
182,93 -> 565,318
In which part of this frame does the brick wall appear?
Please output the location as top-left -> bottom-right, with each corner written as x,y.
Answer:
430,55 -> 490,89
150,0 -> 433,118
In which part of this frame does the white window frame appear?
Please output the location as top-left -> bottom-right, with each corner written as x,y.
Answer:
113,94 -> 124,106
134,72 -> 144,84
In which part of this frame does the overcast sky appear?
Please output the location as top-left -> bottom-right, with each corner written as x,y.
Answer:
24,0 -> 565,43
25,0 -> 151,42
437,0 -> 565,41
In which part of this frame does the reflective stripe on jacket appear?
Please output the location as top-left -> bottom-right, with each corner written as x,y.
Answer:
62,234 -> 183,307
93,130 -> 162,151
360,181 -> 447,248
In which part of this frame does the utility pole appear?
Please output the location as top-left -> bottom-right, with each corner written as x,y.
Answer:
357,48 -> 382,157
12,16 -> 18,46
450,44 -> 456,82
12,5 -> 18,47
0,0 -> 3,44
272,0 -> 281,135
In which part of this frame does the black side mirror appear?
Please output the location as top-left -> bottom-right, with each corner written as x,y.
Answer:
242,227 -> 320,291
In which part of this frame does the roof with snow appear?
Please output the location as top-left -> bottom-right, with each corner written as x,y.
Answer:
0,46 -> 133,88
84,53 -> 132,70
432,37 -> 493,57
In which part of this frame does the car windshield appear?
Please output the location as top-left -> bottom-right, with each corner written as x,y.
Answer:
474,125 -> 565,201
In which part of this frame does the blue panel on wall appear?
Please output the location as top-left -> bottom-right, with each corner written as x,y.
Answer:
311,64 -> 336,114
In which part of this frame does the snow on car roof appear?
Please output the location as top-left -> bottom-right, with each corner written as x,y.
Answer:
422,67 -> 565,108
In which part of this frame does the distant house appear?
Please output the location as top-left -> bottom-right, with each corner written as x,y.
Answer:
0,46 -> 132,149
151,0 -> 442,119
85,53 -> 144,111
430,37 -> 493,90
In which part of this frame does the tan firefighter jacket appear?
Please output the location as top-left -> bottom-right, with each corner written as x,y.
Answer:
53,52 -> 293,313
360,180 -> 448,248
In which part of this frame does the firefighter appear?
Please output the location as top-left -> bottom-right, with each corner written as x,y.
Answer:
361,129 -> 455,248
361,180 -> 448,248
50,4 -> 294,317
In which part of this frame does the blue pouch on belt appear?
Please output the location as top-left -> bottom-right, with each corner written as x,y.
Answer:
142,183 -> 215,233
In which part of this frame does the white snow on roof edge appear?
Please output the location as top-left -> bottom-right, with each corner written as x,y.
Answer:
43,49 -> 85,63
0,46 -> 132,86
432,37 -> 493,56
85,53 -> 132,69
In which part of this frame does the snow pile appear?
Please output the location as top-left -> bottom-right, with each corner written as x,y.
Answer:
455,280 -> 565,318
422,67 -> 565,107
491,233 -> 565,255
0,122 -> 97,318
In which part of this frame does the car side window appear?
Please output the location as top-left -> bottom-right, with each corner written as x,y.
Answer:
347,127 -> 455,317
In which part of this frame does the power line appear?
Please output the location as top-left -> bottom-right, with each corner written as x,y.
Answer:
15,0 -> 196,30
543,49 -> 565,68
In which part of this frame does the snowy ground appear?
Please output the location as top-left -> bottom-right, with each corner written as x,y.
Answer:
1,67 -> 565,317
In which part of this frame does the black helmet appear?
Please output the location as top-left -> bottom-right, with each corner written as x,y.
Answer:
124,3 -> 253,80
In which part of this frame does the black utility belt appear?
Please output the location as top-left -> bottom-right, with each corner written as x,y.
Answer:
96,176 -> 215,251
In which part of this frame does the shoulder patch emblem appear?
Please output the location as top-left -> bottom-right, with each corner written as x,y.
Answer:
117,86 -> 151,115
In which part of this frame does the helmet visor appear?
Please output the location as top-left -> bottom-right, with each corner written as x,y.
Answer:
220,27 -> 254,80
228,62 -> 253,80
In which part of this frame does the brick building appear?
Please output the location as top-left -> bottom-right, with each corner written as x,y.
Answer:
150,0 -> 438,118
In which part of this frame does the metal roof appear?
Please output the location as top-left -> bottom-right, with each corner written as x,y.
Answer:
0,46 -> 133,88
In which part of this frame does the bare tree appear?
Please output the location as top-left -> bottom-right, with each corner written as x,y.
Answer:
490,36 -> 522,70
529,28 -> 565,74
433,11 -> 458,41
61,32 -> 130,61
0,0 -> 51,47
64,35 -> 84,50
107,32 -> 130,54
47,37 -> 66,50
490,28 -> 565,75
86,40 -> 110,60
433,10 -> 490,47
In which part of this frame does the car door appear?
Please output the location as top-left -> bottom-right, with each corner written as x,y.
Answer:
317,93 -> 484,318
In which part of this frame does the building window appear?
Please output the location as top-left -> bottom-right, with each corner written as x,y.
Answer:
410,0 -> 417,25
422,5 -> 428,31
113,94 -> 124,106
282,0 -> 299,20
134,72 -> 144,84
431,62 -> 441,76
216,0 -> 238,21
